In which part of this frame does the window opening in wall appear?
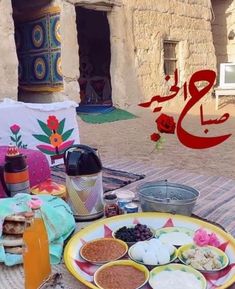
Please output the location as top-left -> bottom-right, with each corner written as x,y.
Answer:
164,41 -> 178,76
76,7 -> 112,108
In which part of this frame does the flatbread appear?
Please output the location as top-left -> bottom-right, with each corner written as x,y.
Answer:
1,234 -> 23,247
3,212 -> 34,235
4,213 -> 27,222
5,246 -> 23,254
3,221 -> 25,235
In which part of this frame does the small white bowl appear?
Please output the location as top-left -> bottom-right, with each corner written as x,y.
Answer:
128,241 -> 177,268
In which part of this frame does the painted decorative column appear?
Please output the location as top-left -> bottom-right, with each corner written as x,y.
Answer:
15,6 -> 63,92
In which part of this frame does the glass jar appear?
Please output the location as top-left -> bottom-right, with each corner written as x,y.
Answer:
103,194 -> 120,218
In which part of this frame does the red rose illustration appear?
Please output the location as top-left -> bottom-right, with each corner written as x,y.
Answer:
47,115 -> 59,131
150,133 -> 161,142
10,124 -> 21,134
156,113 -> 176,134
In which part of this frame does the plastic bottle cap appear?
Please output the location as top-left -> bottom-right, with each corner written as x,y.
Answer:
6,144 -> 20,157
28,198 -> 43,209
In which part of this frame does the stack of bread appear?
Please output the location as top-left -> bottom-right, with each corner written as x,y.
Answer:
2,212 -> 33,254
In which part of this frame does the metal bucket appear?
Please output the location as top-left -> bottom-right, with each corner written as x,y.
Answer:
137,180 -> 200,216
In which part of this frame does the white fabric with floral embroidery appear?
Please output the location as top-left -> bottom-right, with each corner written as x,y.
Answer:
0,98 -> 80,165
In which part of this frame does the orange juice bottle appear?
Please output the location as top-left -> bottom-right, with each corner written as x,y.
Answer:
23,213 -> 43,289
32,206 -> 51,281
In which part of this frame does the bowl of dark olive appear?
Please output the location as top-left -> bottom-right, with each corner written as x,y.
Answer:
112,223 -> 154,246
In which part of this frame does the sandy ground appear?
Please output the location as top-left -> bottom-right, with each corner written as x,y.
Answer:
77,98 -> 235,179
1,100 -> 234,289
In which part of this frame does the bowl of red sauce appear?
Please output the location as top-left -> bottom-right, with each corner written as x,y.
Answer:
80,238 -> 128,265
94,259 -> 149,289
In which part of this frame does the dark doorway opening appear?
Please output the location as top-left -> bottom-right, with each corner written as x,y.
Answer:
76,7 -> 112,109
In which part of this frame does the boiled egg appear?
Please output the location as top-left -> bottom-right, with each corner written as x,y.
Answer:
130,243 -> 146,261
155,246 -> 170,264
142,250 -> 159,265
163,243 -> 176,255
148,238 -> 162,248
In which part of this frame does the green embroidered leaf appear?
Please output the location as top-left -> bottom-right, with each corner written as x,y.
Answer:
155,142 -> 162,150
23,144 -> 28,149
18,141 -> 22,148
37,147 -> 55,156
37,119 -> 52,136
17,135 -> 21,142
62,128 -> 74,141
160,137 -> 166,143
32,134 -> 51,144
57,118 -> 65,135
10,136 -> 16,142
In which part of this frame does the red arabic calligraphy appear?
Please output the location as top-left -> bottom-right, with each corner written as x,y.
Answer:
139,69 -> 232,149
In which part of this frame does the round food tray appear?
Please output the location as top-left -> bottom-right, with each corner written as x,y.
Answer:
64,212 -> 235,289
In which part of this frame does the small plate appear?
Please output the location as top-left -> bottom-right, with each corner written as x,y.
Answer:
178,244 -> 229,273
149,263 -> 207,289
128,241 -> 177,268
80,238 -> 128,265
155,227 -> 194,246
94,259 -> 149,289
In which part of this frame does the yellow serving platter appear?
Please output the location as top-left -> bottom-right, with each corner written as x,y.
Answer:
64,212 -> 235,289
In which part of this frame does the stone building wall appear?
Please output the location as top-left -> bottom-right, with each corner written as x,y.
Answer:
212,0 -> 235,76
117,0 -> 217,108
0,0 -> 219,107
0,0 -> 18,101
67,0 -> 217,108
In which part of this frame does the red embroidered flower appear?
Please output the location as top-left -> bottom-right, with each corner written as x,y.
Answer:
10,124 -> 20,134
47,116 -> 59,131
156,113 -> 176,134
150,133 -> 161,142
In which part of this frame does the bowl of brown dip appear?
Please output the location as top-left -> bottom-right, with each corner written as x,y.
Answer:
94,260 -> 149,289
80,238 -> 128,265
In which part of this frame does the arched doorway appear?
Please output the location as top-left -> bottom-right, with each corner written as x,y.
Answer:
76,6 -> 112,112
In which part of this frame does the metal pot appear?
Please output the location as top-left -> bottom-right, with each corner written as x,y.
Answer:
137,180 -> 200,216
